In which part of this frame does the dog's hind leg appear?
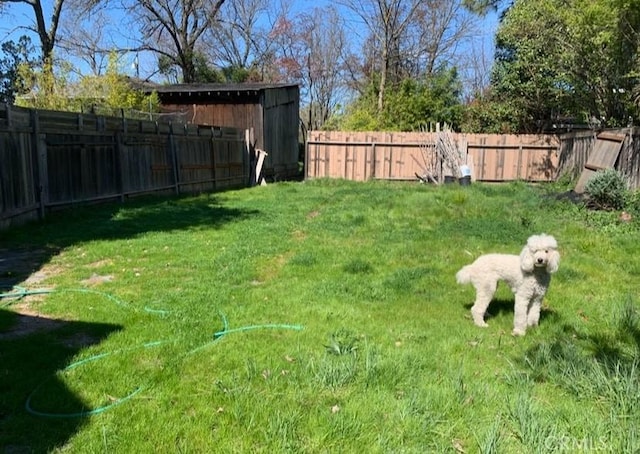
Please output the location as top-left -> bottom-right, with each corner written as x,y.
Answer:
470,281 -> 496,328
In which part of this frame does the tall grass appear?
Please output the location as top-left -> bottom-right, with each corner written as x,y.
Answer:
1,179 -> 639,452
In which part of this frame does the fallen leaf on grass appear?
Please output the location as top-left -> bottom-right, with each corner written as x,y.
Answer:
452,439 -> 466,453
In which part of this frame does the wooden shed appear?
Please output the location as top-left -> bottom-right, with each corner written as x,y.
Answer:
151,83 -> 301,180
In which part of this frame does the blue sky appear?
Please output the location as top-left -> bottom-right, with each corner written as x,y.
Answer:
1,0 -> 499,84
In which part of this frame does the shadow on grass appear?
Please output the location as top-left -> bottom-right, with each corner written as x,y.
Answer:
0,193 -> 259,450
518,298 -> 640,391
1,194 -> 260,289
463,298 -> 559,324
0,309 -> 122,452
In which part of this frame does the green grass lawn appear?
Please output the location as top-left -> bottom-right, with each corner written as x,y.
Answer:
1,179 -> 639,452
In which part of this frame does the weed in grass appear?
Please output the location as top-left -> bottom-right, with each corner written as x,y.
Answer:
288,251 -> 318,267
325,328 -> 359,356
383,267 -> 432,293
342,259 -> 374,274
451,189 -> 468,206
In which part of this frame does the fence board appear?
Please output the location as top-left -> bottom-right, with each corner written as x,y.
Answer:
0,104 -> 249,229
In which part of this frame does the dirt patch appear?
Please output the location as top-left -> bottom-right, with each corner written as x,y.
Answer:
80,273 -> 114,286
1,248 -> 49,286
1,247 -> 66,339
1,248 -> 118,340
88,259 -> 114,268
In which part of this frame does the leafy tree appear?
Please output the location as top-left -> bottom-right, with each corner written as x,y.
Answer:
490,0 -> 577,132
0,36 -> 37,104
471,0 -> 640,132
14,58 -> 73,110
382,67 -> 463,130
564,0 -> 640,126
158,52 -> 224,84
220,65 -> 259,83
462,0 -> 507,15
329,67 -> 463,131
15,53 -> 159,117
461,92 -> 520,133
77,54 -> 160,116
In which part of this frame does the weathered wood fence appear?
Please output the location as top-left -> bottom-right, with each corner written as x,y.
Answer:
556,128 -> 640,189
306,129 -> 640,188
0,104 -> 249,229
306,131 -> 560,182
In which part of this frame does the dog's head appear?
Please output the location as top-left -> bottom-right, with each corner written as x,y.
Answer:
520,234 -> 560,274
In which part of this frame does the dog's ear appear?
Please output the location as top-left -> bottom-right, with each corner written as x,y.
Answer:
520,245 -> 535,272
547,249 -> 560,273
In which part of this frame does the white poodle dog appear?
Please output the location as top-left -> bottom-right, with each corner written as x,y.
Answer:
456,234 -> 560,336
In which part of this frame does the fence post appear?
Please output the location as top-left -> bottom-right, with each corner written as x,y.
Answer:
517,144 -> 523,180
371,143 -> 376,179
210,127 -> 218,191
6,102 -> 12,126
168,122 -> 180,195
114,131 -> 125,202
31,109 -> 48,220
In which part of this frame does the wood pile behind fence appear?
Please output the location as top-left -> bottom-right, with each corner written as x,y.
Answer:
0,104 -> 248,229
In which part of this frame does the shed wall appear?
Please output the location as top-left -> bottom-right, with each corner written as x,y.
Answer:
159,85 -> 300,180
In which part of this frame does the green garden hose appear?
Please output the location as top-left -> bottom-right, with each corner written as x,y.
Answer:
1,285 -> 304,418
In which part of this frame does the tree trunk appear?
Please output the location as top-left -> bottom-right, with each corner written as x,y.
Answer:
378,45 -> 388,111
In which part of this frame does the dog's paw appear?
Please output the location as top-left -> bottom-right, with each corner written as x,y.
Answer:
474,321 -> 489,328
511,328 -> 526,336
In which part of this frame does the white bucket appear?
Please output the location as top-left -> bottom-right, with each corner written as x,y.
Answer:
460,165 -> 471,177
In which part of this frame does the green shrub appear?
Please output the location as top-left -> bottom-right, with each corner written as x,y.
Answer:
626,189 -> 640,218
584,169 -> 628,210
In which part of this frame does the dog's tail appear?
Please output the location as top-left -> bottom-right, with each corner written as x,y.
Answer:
455,265 -> 472,285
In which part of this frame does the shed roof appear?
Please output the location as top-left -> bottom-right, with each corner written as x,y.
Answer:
147,83 -> 298,104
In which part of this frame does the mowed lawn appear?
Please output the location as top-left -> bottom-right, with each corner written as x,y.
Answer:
1,179 -> 639,453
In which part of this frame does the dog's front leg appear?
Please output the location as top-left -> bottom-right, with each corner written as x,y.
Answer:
527,297 -> 543,327
512,294 -> 529,336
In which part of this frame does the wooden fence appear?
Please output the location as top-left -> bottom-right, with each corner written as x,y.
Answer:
306,129 -> 640,189
0,104 -> 249,229
306,131 -> 560,182
556,128 -> 640,189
